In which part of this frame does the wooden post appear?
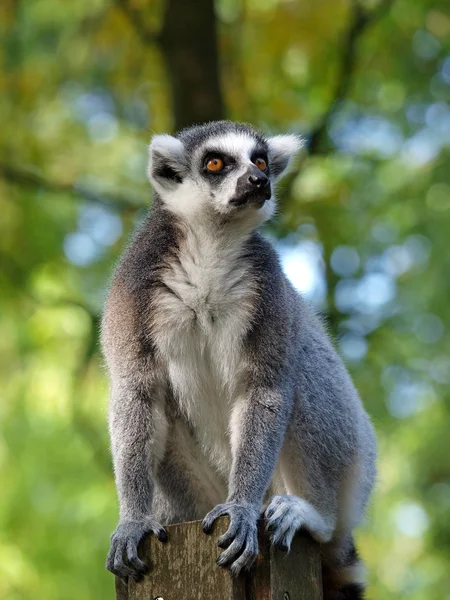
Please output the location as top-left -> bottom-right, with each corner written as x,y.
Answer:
115,518 -> 323,600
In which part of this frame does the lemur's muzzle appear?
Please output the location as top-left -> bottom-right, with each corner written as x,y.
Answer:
229,166 -> 272,207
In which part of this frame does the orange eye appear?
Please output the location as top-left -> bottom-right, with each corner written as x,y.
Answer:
254,157 -> 267,171
206,157 -> 224,172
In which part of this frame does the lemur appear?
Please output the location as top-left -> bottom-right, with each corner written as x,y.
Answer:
102,120 -> 377,600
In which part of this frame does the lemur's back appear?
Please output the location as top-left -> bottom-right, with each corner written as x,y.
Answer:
103,121 -> 376,600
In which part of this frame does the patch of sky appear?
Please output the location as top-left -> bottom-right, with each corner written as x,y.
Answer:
393,501 -> 429,538
383,366 -> 436,418
63,232 -> 99,267
340,314 -> 381,336
78,204 -> 123,247
330,246 -> 360,277
339,333 -> 368,361
335,273 -> 396,315
60,85 -> 119,143
401,128 -> 441,167
330,115 -> 403,158
277,239 -> 326,304
365,235 -> 430,279
63,203 -> 123,267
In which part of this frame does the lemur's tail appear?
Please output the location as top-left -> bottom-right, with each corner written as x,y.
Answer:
321,536 -> 366,600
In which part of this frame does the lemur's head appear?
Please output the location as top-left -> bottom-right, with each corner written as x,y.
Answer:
147,121 -> 303,224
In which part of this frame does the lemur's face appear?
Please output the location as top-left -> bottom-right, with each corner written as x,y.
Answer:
147,121 -> 303,224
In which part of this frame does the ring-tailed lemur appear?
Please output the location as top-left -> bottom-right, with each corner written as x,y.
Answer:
102,120 -> 376,599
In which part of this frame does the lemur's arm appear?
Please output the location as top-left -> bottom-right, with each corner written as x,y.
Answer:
106,380 -> 169,581
102,279 -> 169,581
227,388 -> 290,506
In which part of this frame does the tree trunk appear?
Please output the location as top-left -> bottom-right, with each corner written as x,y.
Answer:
160,0 -> 225,131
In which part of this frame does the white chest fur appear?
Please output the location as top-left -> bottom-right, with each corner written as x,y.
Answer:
151,223 -> 256,476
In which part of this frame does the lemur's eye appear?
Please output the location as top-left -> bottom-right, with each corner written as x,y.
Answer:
254,157 -> 267,171
206,157 -> 224,172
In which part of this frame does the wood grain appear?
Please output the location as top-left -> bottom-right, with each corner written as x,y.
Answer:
127,518 -> 245,600
115,518 -> 323,600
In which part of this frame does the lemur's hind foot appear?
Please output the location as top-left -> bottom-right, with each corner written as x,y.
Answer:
264,494 -> 334,549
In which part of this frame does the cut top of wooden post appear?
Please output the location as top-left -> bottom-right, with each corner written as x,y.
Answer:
116,518 -> 323,600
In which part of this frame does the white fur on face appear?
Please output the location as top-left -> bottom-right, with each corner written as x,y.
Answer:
197,132 -> 257,159
147,130 -> 300,225
190,132 -> 265,218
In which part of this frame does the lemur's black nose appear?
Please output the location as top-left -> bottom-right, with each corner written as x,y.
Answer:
248,174 -> 269,188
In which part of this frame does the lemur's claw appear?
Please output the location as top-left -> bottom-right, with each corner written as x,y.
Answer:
203,502 -> 259,576
106,518 -> 167,579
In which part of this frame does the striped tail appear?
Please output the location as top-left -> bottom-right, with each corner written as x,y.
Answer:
322,536 -> 366,600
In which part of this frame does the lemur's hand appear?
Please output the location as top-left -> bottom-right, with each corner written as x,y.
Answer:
106,518 -> 168,581
202,502 -> 259,577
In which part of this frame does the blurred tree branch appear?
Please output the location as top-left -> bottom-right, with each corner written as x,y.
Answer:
309,0 -> 395,154
0,161 -> 144,212
0,0 -> 394,213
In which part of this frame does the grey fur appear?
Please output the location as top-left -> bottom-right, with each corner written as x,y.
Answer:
102,121 -> 376,594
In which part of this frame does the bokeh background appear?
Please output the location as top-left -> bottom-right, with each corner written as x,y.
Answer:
1,0 -> 449,598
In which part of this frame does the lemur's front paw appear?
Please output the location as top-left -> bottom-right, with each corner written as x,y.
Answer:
106,518 -> 168,581
202,502 -> 259,577
265,494 -> 333,550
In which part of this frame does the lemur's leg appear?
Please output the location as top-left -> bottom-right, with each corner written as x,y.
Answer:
264,428 -> 337,548
202,388 -> 291,576
264,407 -> 369,599
106,381 -> 169,582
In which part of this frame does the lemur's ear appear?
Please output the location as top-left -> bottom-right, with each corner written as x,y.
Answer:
148,134 -> 187,189
267,134 -> 304,180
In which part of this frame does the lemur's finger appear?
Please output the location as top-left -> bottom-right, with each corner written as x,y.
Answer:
156,527 -> 168,542
216,529 -> 247,566
113,541 -> 136,579
126,541 -> 149,576
202,504 -> 227,533
218,518 -> 239,548
106,543 -> 117,573
229,533 -> 258,577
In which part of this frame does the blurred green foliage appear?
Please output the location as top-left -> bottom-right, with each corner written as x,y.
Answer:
1,0 -> 449,599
